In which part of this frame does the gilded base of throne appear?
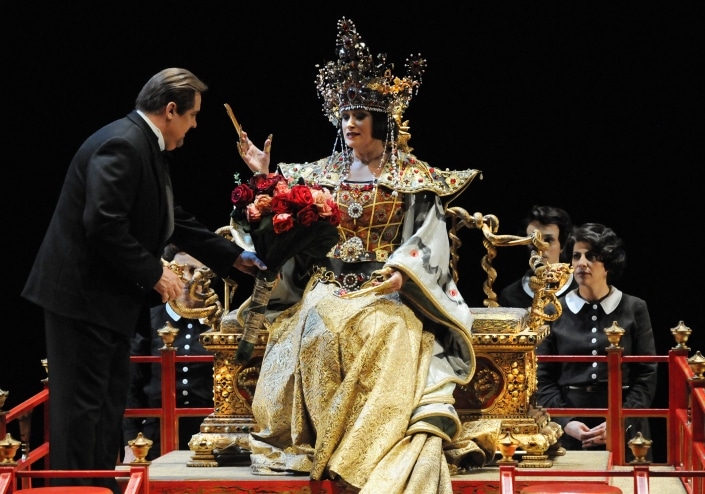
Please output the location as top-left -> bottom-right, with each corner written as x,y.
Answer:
454,307 -> 561,468
186,316 -> 268,467
187,415 -> 258,467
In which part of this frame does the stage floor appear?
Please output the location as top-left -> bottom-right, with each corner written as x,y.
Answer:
136,450 -> 687,494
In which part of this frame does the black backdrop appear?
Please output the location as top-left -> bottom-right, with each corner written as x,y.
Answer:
4,3 -> 704,454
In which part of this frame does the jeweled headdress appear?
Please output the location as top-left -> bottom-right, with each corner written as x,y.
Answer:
315,17 -> 427,128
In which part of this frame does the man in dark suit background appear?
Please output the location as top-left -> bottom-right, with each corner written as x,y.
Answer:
498,205 -> 577,309
21,68 -> 265,494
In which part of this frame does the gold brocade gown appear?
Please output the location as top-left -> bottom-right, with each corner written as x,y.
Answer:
248,154 -> 498,493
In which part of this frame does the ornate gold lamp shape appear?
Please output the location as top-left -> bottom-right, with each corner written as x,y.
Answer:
0,389 -> 8,411
687,351 -> 705,380
127,432 -> 153,464
41,358 -> 49,378
497,431 -> 521,464
671,320 -> 692,350
627,432 -> 653,463
0,433 -> 21,464
157,321 -> 180,349
604,321 -> 625,348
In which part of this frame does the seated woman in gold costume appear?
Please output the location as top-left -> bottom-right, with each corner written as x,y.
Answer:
234,17 -> 497,493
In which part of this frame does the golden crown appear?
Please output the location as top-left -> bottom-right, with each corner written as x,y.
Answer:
315,18 -> 427,128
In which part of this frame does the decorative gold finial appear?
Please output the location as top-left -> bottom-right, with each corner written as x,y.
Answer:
0,433 -> 21,464
671,320 -> 692,350
627,432 -> 653,463
496,431 -> 521,464
127,432 -> 153,464
41,358 -> 49,381
604,321 -> 625,349
687,351 -> 705,380
0,389 -> 8,411
157,321 -> 180,350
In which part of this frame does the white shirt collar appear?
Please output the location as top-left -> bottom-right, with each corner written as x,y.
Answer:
564,286 -> 623,315
165,302 -> 181,321
136,109 -> 165,151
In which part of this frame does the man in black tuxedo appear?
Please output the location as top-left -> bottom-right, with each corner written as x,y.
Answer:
22,68 -> 265,494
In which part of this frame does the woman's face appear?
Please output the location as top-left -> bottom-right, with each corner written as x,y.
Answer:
341,110 -> 376,149
571,240 -> 608,289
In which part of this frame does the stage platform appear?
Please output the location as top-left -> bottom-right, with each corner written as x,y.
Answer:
130,450 -> 687,494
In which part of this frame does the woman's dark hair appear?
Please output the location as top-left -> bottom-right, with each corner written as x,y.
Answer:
567,222 -> 626,283
369,111 -> 399,141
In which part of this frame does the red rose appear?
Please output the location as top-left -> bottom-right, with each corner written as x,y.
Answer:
271,193 -> 293,215
246,203 -> 262,223
253,194 -> 273,215
272,213 -> 294,233
273,180 -> 290,196
289,184 -> 314,208
231,184 -> 254,207
296,204 -> 319,227
250,173 -> 285,195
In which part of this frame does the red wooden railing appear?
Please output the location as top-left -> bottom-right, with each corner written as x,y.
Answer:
537,351 -> 671,466
122,352 -> 214,457
2,343 -> 704,493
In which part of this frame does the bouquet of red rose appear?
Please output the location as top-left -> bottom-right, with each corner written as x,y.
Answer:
229,172 -> 341,363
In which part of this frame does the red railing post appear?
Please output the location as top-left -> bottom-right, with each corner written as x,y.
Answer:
42,378 -> 50,469
690,380 -> 705,494
160,347 -> 178,455
498,464 -> 515,494
669,348 -> 691,468
606,346 -> 624,465
124,464 -> 149,494
0,470 -> 11,494
632,464 -> 650,494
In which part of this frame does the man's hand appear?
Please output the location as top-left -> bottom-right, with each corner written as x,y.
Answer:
154,266 -> 185,303
233,251 -> 267,276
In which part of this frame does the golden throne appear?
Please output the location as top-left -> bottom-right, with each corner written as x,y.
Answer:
168,207 -> 570,468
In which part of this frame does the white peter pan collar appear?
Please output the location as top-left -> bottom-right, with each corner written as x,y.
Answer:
564,286 -> 622,315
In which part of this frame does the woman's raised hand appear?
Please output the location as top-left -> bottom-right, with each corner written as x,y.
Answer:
224,103 -> 272,175
238,130 -> 273,175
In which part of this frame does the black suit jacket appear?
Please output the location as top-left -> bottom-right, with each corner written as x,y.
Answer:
22,110 -> 242,337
